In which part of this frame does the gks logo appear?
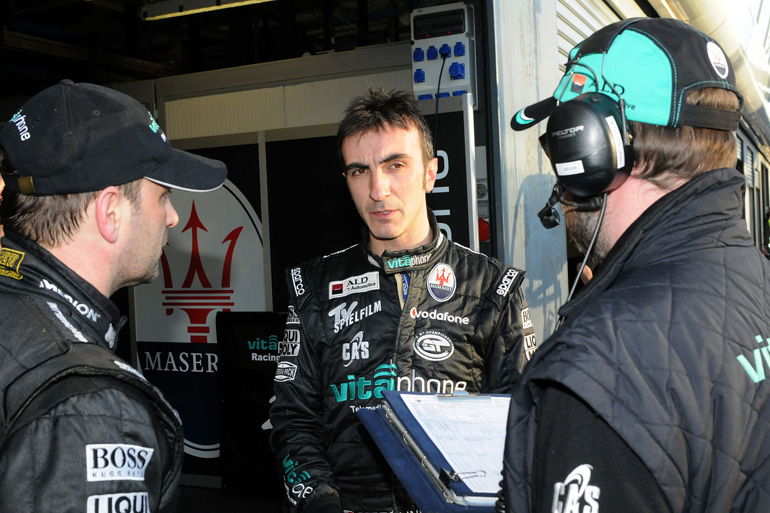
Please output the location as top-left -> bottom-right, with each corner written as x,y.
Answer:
342,331 -> 369,367
552,464 -> 600,513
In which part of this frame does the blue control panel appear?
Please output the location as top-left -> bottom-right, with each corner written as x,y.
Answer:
410,3 -> 476,105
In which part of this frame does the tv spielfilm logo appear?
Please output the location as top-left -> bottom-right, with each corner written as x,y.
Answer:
132,180 -> 265,458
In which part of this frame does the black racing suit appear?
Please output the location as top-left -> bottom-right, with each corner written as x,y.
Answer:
270,213 -> 537,513
0,229 -> 184,512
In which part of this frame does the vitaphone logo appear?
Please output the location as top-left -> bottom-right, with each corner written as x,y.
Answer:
737,334 -> 770,383
282,454 -> 310,485
385,253 -> 432,271
10,110 -> 31,141
86,444 -> 154,482
330,365 -> 467,403
249,334 -> 284,362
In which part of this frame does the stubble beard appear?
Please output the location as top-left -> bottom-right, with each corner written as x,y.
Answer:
565,208 -> 608,270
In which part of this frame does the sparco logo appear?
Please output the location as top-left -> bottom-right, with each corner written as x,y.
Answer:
552,125 -> 584,138
291,268 -> 305,296
40,278 -> 99,322
552,464 -> 600,513
87,492 -> 149,513
410,307 -> 469,325
86,444 -> 154,482
414,331 -> 454,361
275,361 -> 298,382
496,268 -> 519,296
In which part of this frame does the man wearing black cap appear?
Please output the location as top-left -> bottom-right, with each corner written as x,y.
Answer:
501,18 -> 770,512
0,80 -> 227,512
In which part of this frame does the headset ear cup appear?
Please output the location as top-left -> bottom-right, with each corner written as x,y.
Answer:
544,93 -> 632,197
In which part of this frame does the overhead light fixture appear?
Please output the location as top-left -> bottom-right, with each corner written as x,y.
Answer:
141,0 -> 278,21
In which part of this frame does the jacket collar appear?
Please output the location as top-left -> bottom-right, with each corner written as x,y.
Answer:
0,229 -> 125,350
365,210 -> 449,274
559,168 -> 747,319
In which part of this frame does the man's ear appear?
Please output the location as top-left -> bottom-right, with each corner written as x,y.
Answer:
94,186 -> 123,244
424,156 -> 438,193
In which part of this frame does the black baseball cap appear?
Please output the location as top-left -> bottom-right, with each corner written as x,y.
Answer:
0,80 -> 227,196
510,18 -> 742,132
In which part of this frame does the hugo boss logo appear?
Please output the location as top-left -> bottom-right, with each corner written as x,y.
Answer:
86,444 -> 154,482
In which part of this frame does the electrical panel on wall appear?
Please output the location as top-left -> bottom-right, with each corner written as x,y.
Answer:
411,2 -> 476,106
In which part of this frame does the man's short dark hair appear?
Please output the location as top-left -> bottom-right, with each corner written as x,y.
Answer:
337,87 -> 435,168
0,145 -> 142,247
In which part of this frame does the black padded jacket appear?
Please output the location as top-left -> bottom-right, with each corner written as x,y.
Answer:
0,230 -> 184,513
503,168 -> 770,513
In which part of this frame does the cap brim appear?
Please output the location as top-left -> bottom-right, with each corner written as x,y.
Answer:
145,149 -> 227,193
510,97 -> 558,131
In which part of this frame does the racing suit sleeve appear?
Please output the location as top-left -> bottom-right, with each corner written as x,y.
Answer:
531,384 -> 673,513
269,303 -> 342,513
0,377 -> 181,513
483,285 -> 537,393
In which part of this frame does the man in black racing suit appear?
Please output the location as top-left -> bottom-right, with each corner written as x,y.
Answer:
0,80 -> 227,512
270,87 -> 537,513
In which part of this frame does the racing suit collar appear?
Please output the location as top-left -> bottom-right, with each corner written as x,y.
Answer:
0,229 -> 125,350
371,209 -> 448,275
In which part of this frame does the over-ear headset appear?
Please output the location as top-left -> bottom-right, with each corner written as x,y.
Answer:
542,92 -> 633,198
538,18 -> 642,230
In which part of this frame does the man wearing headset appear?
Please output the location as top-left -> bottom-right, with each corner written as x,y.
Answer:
501,17 -> 770,512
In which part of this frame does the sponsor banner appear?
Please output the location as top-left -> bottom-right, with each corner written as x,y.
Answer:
383,252 -> 433,272
286,305 -> 300,325
410,307 -> 469,325
328,300 -> 382,334
275,361 -> 298,382
413,331 -> 455,361
291,267 -> 306,297
342,331 -> 370,367
0,248 -> 24,280
87,492 -> 149,513
329,271 -> 380,299
427,263 -> 456,302
86,444 -> 154,482
496,268 -> 520,297
522,308 -> 533,329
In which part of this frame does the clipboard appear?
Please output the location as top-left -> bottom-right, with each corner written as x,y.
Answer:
357,390 -> 509,513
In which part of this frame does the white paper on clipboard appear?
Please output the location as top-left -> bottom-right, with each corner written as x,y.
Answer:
399,394 -> 510,494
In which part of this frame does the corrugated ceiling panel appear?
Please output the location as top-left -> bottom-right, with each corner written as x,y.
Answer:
164,87 -> 285,139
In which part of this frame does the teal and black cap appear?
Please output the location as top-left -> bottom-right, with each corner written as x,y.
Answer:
0,79 -> 227,196
511,17 -> 742,132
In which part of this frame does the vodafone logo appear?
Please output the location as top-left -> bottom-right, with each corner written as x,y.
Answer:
409,307 -> 469,325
